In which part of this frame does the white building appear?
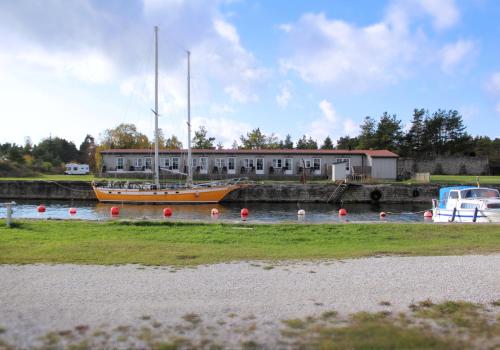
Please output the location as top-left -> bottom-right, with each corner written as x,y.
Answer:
99,148 -> 398,181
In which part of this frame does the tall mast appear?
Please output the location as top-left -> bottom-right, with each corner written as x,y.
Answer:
186,50 -> 193,187
154,26 -> 160,188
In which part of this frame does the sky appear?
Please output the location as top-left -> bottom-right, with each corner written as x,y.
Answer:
1,0 -> 500,148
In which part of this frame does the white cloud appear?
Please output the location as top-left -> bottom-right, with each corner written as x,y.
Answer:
0,0 -> 269,144
279,12 -> 419,90
276,82 -> 292,108
15,48 -> 115,84
213,18 -> 240,44
278,23 -> 293,33
308,100 -> 360,143
224,85 -> 258,104
210,103 -> 235,114
318,100 -> 337,122
279,0 -> 463,90
343,119 -> 359,136
486,72 -> 500,94
439,39 -> 475,73
191,116 -> 251,147
417,0 -> 460,30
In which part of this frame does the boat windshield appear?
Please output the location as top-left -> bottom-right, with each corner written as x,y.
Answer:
461,188 -> 500,199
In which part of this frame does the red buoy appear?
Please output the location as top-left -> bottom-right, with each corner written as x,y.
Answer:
37,205 -> 46,213
69,208 -> 77,215
211,208 -> 220,216
379,211 -> 387,218
241,208 -> 249,216
424,210 -> 433,218
110,206 -> 120,216
163,207 -> 173,217
338,208 -> 348,216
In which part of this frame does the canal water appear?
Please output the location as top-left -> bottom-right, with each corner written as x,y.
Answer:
1,200 -> 431,223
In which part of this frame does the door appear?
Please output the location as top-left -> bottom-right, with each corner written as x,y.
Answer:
284,158 -> 293,175
256,158 -> 264,175
228,157 -> 235,175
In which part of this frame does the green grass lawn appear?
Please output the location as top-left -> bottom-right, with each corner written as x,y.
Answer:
0,220 -> 498,266
430,175 -> 500,185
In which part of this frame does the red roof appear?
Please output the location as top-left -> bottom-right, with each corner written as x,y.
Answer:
101,148 -> 398,158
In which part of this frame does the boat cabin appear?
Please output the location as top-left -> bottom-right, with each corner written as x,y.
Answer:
438,186 -> 500,210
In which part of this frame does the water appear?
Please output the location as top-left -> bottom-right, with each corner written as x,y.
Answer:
1,200 -> 431,223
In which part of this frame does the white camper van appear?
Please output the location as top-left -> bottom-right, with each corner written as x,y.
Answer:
65,163 -> 90,175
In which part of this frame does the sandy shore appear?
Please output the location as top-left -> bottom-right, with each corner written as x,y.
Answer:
1,255 -> 499,348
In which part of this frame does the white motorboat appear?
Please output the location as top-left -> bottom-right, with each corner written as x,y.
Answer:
432,186 -> 500,223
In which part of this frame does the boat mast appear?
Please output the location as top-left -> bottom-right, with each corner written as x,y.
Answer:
186,50 -> 193,187
154,26 -> 160,188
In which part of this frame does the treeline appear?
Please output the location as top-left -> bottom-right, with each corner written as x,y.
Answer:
0,135 -> 96,176
1,108 -> 499,176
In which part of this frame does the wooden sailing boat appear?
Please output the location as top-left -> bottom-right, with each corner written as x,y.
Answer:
93,26 -> 245,203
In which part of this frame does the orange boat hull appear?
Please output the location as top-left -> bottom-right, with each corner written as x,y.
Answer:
93,185 -> 241,203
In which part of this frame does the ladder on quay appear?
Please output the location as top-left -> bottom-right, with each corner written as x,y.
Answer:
326,181 -> 349,204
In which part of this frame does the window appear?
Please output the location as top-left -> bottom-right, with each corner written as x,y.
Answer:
136,158 -> 144,168
284,158 -> 292,171
116,157 -> 124,170
227,157 -> 235,172
145,157 -> 152,170
272,158 -> 282,168
449,191 -> 459,199
73,167 -> 78,171
200,157 -> 208,170
335,158 -> 350,171
192,158 -> 197,167
461,189 -> 500,198
313,158 -> 321,172
304,159 -> 312,168
161,158 -> 170,168
256,158 -> 264,171
244,159 -> 254,168
172,157 -> 179,170
216,158 -> 226,168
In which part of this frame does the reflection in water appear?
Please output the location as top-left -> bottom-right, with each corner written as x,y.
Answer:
0,200 -> 431,223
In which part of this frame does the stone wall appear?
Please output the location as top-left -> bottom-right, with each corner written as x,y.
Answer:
397,156 -> 490,179
1,181 -> 498,203
0,181 -> 96,200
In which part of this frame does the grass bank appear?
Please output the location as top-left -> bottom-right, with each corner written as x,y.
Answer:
430,175 -> 500,184
0,220 -> 499,266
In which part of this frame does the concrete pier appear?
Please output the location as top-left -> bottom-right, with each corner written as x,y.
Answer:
2,180 -> 496,203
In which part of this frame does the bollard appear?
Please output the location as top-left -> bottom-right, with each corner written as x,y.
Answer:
4,202 -> 16,228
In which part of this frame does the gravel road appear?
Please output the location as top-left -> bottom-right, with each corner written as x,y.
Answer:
1,255 -> 499,348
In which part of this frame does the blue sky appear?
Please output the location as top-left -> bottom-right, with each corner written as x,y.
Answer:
1,0 -> 499,148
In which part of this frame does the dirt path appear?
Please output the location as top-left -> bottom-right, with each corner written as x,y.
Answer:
1,255 -> 499,348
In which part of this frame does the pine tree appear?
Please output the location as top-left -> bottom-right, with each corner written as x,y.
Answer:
321,136 -> 334,149
374,112 -> 403,152
282,134 -> 294,149
357,116 -> 377,149
402,108 -> 426,157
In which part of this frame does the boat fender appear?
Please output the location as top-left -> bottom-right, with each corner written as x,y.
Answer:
195,191 -> 200,197
412,189 -> 420,197
370,189 -> 382,201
